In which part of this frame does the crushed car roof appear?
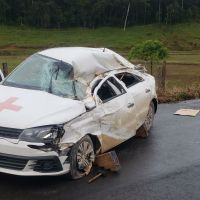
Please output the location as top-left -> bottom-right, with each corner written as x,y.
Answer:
39,47 -> 135,84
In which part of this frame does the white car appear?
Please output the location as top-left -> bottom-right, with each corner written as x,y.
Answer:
0,47 -> 157,179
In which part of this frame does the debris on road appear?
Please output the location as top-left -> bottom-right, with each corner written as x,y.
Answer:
95,151 -> 121,172
174,109 -> 200,117
88,151 -> 120,183
88,169 -> 107,183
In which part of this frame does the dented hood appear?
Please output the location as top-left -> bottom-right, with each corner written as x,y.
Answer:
0,85 -> 86,129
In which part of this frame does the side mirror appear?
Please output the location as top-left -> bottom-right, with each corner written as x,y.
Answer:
0,69 -> 4,82
84,99 -> 96,111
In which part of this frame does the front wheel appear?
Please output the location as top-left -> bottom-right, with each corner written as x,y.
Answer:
136,102 -> 155,138
69,135 -> 95,180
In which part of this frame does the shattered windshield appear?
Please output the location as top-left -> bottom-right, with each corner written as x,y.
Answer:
3,54 -> 87,100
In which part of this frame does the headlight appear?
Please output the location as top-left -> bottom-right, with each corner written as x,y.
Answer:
19,126 -> 64,144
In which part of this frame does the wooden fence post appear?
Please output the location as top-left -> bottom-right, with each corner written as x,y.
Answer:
156,61 -> 166,92
2,63 -> 9,77
160,61 -> 166,92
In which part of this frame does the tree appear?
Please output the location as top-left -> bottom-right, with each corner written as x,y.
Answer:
129,40 -> 168,74
0,0 -> 9,24
0,0 -> 199,28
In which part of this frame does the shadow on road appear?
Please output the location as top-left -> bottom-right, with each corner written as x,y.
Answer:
0,134 -> 152,200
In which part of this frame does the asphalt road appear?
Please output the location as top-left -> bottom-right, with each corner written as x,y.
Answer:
0,100 -> 200,200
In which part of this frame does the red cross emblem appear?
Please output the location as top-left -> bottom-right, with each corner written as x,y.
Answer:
0,97 -> 22,112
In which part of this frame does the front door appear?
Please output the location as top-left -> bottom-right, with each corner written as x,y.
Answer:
94,76 -> 137,152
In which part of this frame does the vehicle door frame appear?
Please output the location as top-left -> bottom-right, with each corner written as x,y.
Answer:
91,74 -> 138,152
93,74 -> 128,105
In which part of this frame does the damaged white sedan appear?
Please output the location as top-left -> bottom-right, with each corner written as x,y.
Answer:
0,47 -> 157,179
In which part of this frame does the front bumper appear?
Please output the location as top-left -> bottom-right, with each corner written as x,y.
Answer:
0,139 -> 70,176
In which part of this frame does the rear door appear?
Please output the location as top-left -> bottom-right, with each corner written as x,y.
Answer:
93,75 -> 137,152
115,72 -> 151,128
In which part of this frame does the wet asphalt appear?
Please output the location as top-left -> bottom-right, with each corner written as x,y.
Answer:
0,100 -> 200,200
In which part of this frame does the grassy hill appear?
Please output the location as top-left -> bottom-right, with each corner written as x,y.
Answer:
0,23 -> 200,93
0,23 -> 200,66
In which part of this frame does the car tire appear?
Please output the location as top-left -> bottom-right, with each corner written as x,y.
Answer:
136,102 -> 155,138
68,135 -> 95,180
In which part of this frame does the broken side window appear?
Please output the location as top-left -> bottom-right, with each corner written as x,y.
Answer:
107,77 -> 126,94
115,72 -> 143,88
97,81 -> 116,103
97,77 -> 125,103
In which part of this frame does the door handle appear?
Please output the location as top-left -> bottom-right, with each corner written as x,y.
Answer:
145,88 -> 151,93
127,103 -> 134,108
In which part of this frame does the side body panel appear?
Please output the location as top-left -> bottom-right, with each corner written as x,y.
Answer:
62,75 -> 139,153
127,81 -> 152,129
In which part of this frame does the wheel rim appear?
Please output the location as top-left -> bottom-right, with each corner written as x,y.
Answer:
144,104 -> 154,131
76,141 -> 95,172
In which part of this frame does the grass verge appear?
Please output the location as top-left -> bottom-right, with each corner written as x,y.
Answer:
0,23 -> 200,102
158,85 -> 200,103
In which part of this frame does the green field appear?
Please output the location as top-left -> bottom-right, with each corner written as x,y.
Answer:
0,23 -> 200,89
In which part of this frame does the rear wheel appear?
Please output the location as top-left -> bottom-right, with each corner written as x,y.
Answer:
69,135 -> 95,180
136,102 -> 155,138
144,102 -> 155,131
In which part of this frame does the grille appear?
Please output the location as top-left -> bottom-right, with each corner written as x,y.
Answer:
0,127 -> 23,139
32,157 -> 63,173
0,154 -> 28,170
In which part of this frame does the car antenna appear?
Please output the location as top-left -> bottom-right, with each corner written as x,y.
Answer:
103,48 -> 106,52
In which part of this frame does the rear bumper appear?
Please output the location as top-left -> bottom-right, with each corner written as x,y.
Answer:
0,139 -> 70,176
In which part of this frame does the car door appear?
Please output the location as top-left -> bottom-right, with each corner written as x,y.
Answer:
115,72 -> 151,128
93,75 -> 138,152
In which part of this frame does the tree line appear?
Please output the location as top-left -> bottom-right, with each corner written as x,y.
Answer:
0,0 -> 199,28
